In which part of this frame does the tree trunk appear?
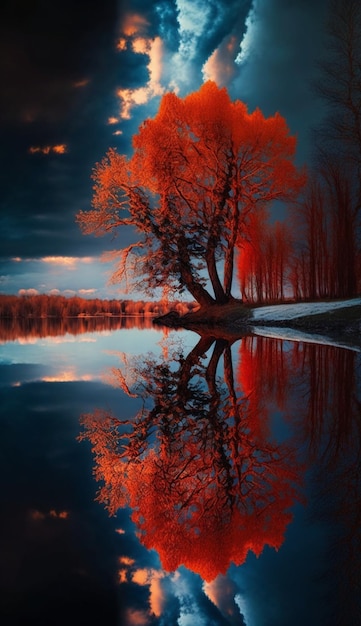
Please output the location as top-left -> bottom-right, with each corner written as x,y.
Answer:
178,336 -> 215,391
178,235 -> 216,307
223,243 -> 233,297
206,241 -> 228,304
224,199 -> 239,297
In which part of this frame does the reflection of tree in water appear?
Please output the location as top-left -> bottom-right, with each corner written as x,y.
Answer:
238,336 -> 361,623
80,332 -> 302,581
295,344 -> 361,625
0,315 -> 158,343
317,412 -> 361,625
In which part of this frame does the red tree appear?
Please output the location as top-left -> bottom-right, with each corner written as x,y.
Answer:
77,82 -> 304,307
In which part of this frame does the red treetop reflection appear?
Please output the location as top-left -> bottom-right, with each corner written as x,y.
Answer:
80,332 -> 303,581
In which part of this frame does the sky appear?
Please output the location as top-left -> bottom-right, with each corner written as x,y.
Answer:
1,0 -> 330,300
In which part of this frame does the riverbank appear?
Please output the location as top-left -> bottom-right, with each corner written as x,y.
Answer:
154,297 -> 361,348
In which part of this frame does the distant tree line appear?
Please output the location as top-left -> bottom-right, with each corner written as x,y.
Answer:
0,294 -> 196,319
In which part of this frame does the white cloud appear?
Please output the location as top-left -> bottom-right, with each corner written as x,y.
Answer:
176,0 -> 211,56
202,34 -> 240,85
131,568 -> 166,618
40,256 -> 95,269
18,288 -> 39,296
171,572 -> 211,626
78,288 -> 97,295
203,575 -> 247,625
117,36 -> 165,119
235,0 -> 258,65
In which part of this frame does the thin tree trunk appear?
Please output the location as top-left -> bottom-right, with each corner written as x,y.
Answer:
224,199 -> 239,297
206,241 -> 228,304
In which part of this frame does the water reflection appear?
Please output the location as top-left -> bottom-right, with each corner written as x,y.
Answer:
80,332 -> 304,582
0,315 -> 156,343
238,336 -> 361,458
240,336 -> 361,624
79,328 -> 361,621
2,319 -> 361,624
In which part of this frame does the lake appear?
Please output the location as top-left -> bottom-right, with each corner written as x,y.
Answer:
1,318 -> 360,626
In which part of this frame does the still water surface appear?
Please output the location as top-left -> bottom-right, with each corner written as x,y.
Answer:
1,318 -> 360,625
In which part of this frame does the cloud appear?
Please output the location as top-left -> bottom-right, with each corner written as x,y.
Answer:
111,0 -> 253,123
73,78 -> 90,88
41,336 -> 97,345
131,568 -> 167,618
117,37 -> 128,51
41,256 -> 78,268
202,34 -> 240,85
18,288 -> 39,296
78,288 -> 97,295
176,0 -> 212,54
230,0 -> 329,160
42,369 -> 94,383
119,556 -> 135,566
116,35 -> 165,119
122,13 -> 150,37
30,509 -> 69,520
29,144 -> 68,155
10,256 -> 95,266
49,509 -> 69,519
40,256 -> 95,269
124,608 -> 151,625
235,1 -> 258,65
203,575 -> 246,625
170,571 -> 216,626
0,0 -> 118,125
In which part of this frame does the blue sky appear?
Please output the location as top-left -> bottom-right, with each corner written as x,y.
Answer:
1,0 -> 329,299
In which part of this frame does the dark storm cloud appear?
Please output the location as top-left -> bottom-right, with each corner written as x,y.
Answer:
1,0 -> 137,263
0,0 -> 119,124
231,0 -> 330,163
153,0 -> 180,51
193,0 -> 252,61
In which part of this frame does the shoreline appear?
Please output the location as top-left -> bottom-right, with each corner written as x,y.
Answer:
153,299 -> 361,348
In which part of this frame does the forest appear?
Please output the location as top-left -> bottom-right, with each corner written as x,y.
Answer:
0,294 -> 196,319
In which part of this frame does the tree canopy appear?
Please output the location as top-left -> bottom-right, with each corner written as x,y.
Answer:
77,81 -> 305,306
